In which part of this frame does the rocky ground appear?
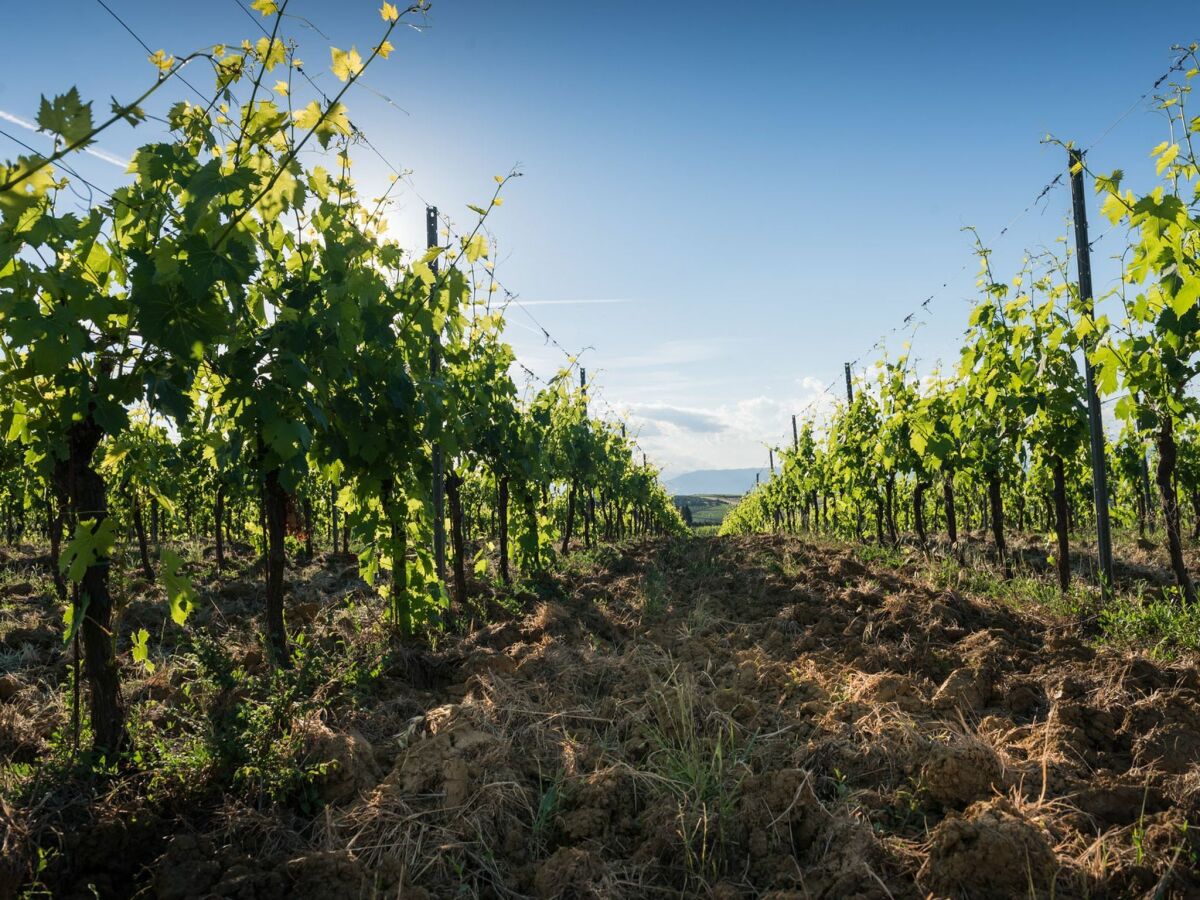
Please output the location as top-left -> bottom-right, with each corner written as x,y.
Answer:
2,535 -> 1199,898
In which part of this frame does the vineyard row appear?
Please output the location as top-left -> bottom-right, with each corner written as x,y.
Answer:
0,1 -> 685,758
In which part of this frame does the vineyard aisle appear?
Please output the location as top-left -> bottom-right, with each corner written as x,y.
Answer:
2,535 -> 1199,896
3,2 -> 1200,898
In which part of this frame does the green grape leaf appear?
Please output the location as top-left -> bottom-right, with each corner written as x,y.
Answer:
131,628 -> 156,673
330,46 -> 364,82
111,96 -> 147,127
1170,278 -> 1200,318
472,545 -> 490,577
5,401 -> 27,442
62,592 -> 92,645
0,155 -> 58,218
294,101 -> 351,148
161,549 -> 198,626
60,518 -> 118,583
37,88 -> 95,147
464,234 -> 488,263
182,159 -> 256,228
909,429 -> 928,456
1092,344 -> 1120,395
255,37 -> 287,71
262,417 -> 311,462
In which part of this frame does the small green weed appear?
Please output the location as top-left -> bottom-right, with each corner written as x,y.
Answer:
639,566 -> 668,622
531,768 -> 564,850
641,677 -> 752,885
855,543 -> 906,569
191,632 -> 333,812
1099,590 -> 1200,657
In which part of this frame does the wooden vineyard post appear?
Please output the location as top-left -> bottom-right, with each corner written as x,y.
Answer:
427,206 -> 447,586
769,448 -> 781,531
792,415 -> 801,530
1141,452 -> 1154,532
585,371 -> 595,545
561,368 -> 587,555
581,369 -> 592,549
1068,148 -> 1115,602
330,482 -> 338,554
844,364 -> 859,536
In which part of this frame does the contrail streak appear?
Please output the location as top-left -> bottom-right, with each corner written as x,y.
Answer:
0,108 -> 129,169
514,299 -> 633,307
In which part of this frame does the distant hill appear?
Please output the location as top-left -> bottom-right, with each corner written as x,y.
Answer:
665,468 -> 767,496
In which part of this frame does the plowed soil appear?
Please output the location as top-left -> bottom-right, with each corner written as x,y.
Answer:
3,535 -> 1200,898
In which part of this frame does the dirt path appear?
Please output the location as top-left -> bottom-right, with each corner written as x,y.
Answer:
4,536 -> 1200,898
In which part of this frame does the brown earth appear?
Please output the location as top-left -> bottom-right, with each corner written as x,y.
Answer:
2,535 -> 1199,898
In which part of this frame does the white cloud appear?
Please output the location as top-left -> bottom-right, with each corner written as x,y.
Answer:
620,375 -> 840,475
501,329 -> 840,476
628,403 -> 726,434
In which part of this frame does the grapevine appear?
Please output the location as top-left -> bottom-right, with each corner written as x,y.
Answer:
0,3 -> 683,756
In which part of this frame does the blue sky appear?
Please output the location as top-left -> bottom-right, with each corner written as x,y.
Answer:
2,1 -> 1195,474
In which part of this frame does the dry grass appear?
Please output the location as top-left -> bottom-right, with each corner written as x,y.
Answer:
1,535 -> 1198,897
